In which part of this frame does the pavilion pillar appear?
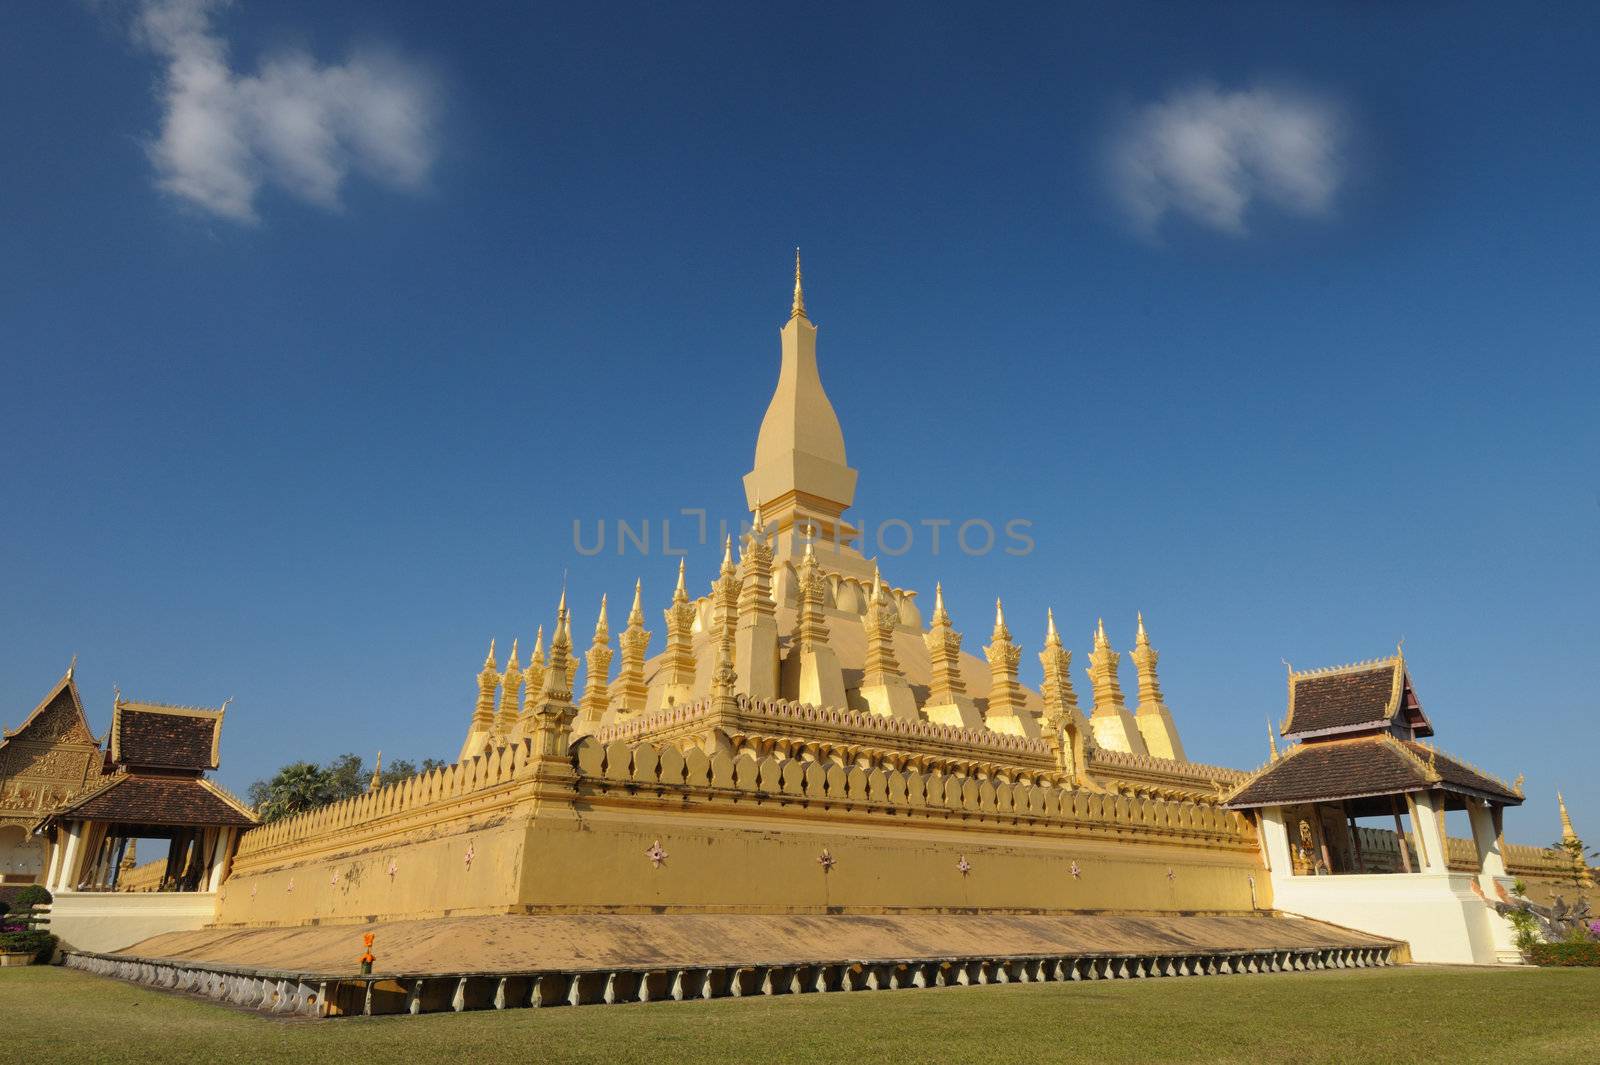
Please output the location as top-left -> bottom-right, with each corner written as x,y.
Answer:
1409,790 -> 1449,873
1389,796 -> 1413,873
51,820 -> 85,892
206,828 -> 235,892
1467,800 -> 1508,882
1258,807 -> 1293,875
44,831 -> 65,890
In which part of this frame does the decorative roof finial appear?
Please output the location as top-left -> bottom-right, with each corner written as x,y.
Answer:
594,594 -> 609,639
1046,607 -> 1059,642
674,557 -> 687,597
1266,717 -> 1280,761
1136,611 -> 1148,643
483,639 -> 497,669
67,653 -> 77,679
628,579 -> 644,625
721,534 -> 734,571
994,597 -> 1006,630
791,247 -> 806,320
369,751 -> 383,791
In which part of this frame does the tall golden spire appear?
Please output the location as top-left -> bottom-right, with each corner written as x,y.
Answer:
1038,608 -> 1081,721
519,626 -> 546,727
984,596 -> 1030,733
1559,791 -> 1578,844
496,638 -> 522,737
791,247 -> 805,320
578,595 -> 613,726
613,580 -> 652,715
654,559 -> 696,708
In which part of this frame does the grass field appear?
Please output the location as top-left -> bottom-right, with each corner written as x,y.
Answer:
4,964 -> 1596,1064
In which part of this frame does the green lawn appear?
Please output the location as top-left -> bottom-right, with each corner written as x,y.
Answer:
4,964 -> 1596,1065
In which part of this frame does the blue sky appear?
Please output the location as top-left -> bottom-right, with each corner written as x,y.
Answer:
2,2 -> 1595,840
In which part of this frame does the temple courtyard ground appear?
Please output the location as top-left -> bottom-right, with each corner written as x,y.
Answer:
5,964 -> 1596,1064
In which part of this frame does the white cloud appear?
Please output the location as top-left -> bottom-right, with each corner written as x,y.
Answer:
135,0 -> 438,223
1109,83 -> 1345,237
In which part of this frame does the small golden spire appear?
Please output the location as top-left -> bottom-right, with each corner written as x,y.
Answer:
1266,718 -> 1280,761
531,625 -> 545,662
932,582 -> 949,624
674,557 -> 688,598
791,247 -> 806,320
369,751 -> 383,791
1045,607 -> 1060,643
721,534 -> 734,571
1094,617 -> 1109,648
594,594 -> 609,640
628,579 -> 644,625
994,597 -> 1006,631
483,639 -> 497,670
1136,611 -> 1148,644
752,497 -> 765,531
1559,791 -> 1578,843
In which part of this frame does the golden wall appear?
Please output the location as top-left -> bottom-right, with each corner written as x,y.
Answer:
215,734 -> 1267,928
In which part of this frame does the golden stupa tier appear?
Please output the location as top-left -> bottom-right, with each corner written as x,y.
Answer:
458,260 -> 1230,801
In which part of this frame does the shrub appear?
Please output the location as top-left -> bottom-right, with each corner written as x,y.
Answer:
12,885 -> 51,909
0,900 -> 9,918
1506,908 -> 1541,955
1528,941 -> 1600,967
0,929 -> 57,963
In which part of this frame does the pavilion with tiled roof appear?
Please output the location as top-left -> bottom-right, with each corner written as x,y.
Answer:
1223,650 -> 1528,964
37,696 -> 254,895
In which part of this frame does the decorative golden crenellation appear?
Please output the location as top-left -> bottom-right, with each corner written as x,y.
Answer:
861,567 -> 906,686
984,598 -> 1026,718
1086,619 -> 1128,716
578,595 -> 614,724
495,639 -> 522,738
612,580 -> 652,715
1289,654 -> 1401,680
924,583 -> 967,703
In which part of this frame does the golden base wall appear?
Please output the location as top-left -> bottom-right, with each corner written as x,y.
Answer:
215,734 -> 1267,928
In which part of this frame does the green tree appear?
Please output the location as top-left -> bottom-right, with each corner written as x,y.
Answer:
248,754 -> 448,822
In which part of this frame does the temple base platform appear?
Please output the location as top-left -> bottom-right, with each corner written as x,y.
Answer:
60,911 -> 1403,1017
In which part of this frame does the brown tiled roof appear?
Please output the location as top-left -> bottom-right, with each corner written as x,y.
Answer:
111,702 -> 222,770
1401,741 -> 1521,804
1225,735 -> 1521,809
48,773 -> 255,827
1281,657 -> 1431,738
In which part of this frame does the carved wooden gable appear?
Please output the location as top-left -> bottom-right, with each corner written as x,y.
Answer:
0,673 -> 104,824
